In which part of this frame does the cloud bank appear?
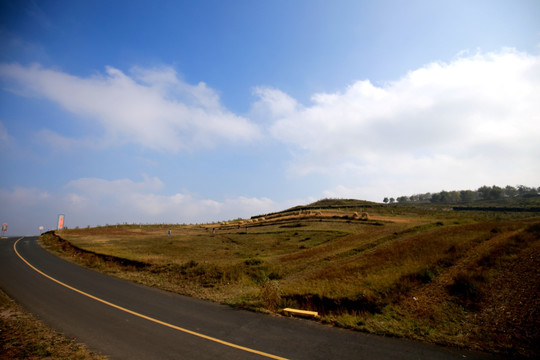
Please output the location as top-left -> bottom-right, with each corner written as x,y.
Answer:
0,64 -> 260,152
0,176 -> 283,234
255,49 -> 540,197
61,176 -> 281,225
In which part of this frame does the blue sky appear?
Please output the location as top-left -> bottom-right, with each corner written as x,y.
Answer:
1,0 -> 539,235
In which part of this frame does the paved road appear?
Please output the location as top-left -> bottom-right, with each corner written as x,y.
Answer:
0,236 -> 496,359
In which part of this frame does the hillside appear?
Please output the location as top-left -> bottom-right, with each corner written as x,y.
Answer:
43,205 -> 540,357
251,198 -> 379,220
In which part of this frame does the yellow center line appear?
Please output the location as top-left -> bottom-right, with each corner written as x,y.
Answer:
14,237 -> 288,360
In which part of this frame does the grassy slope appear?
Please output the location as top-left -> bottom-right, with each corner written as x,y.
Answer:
45,206 -> 540,358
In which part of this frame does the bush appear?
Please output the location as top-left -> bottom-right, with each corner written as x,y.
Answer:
413,267 -> 437,284
448,272 -> 484,307
260,281 -> 281,311
244,258 -> 263,266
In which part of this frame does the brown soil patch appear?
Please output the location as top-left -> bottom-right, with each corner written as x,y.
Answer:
473,241 -> 540,357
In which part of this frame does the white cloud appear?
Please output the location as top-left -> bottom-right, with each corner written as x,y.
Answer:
66,175 -> 164,197
34,129 -> 103,151
220,196 -> 278,218
322,153 -> 537,202
250,87 -> 299,120
0,176 -> 288,234
64,177 -> 281,224
258,49 -> 540,192
0,186 -> 50,205
0,64 -> 261,152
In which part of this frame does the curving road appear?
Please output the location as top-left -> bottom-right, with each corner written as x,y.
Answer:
0,236 -> 496,360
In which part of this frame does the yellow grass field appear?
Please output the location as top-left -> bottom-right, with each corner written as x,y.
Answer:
45,207 -> 540,357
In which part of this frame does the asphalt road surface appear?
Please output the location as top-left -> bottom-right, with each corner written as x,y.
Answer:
0,236 -> 497,359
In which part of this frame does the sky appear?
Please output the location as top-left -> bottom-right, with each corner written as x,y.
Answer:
1,0 -> 539,235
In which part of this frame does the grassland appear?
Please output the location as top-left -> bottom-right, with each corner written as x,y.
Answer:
43,204 -> 540,358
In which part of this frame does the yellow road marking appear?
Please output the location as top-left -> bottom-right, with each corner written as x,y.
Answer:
14,237 -> 287,360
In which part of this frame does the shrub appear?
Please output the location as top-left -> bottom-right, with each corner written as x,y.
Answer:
525,222 -> 540,236
412,267 -> 437,284
244,258 -> 263,266
448,272 -> 484,307
260,280 -> 281,311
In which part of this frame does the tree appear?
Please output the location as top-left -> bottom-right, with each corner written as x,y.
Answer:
504,185 -> 518,198
460,190 -> 476,203
478,186 -> 491,200
383,197 -> 389,204
397,196 -> 409,203
389,197 -> 395,204
490,186 -> 504,200
416,193 -> 432,202
517,185 -> 535,196
430,190 -> 458,204
447,191 -> 461,203
478,185 -> 504,200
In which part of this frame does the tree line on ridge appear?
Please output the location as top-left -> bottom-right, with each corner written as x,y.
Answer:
383,185 -> 539,204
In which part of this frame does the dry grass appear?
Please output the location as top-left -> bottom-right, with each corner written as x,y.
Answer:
0,289 -> 106,360
44,210 -> 540,357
